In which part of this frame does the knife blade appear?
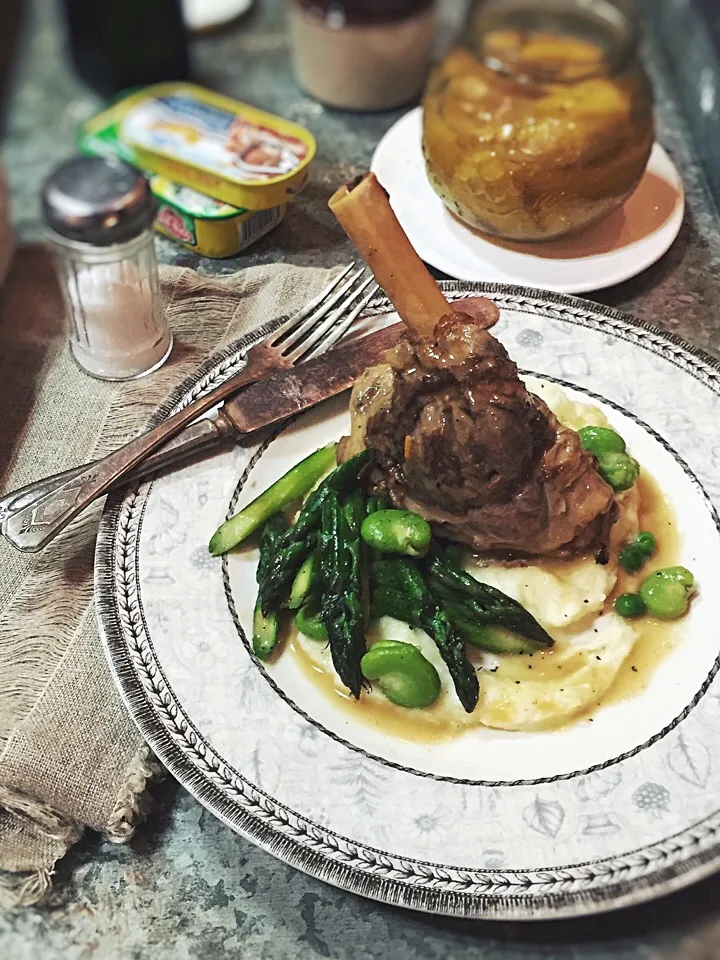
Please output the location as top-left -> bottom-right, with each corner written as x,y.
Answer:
223,321 -> 403,434
0,322 -> 403,529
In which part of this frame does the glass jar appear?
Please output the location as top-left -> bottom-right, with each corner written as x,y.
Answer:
43,156 -> 172,380
289,1 -> 437,111
422,0 -> 654,242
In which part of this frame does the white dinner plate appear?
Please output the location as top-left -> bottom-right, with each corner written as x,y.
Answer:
371,109 -> 684,293
98,284 -> 720,920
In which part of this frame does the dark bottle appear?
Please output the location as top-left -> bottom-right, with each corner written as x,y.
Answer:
61,0 -> 191,99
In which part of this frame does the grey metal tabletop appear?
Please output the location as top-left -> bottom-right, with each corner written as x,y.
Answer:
3,0 -> 720,956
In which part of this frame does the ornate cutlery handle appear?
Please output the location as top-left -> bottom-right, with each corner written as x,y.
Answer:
1,362 -> 260,552
0,415 -> 234,531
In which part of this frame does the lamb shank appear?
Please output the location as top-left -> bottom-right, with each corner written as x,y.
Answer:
329,174 -> 615,562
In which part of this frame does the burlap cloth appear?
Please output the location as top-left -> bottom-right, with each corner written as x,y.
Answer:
0,247 -> 338,907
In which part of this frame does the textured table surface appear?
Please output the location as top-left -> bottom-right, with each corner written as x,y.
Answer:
3,0 -> 720,957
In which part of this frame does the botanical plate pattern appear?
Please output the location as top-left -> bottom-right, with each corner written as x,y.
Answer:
97,284 -> 720,920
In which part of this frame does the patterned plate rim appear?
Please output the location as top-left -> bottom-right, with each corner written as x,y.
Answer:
96,282 -> 720,920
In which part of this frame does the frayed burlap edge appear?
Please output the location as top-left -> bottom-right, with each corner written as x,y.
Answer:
0,263 -> 340,910
106,745 -> 166,844
0,747 -> 163,907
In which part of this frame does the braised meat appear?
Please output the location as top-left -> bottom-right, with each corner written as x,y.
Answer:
342,311 -> 615,561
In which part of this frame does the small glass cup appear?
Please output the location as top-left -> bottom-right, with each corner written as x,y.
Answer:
289,0 -> 438,111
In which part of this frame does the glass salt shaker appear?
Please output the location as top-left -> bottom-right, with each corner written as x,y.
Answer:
42,156 -> 173,380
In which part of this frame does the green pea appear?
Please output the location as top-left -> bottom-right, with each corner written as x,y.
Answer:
361,509 -> 432,558
639,567 -> 695,620
578,426 -> 626,457
296,602 -> 328,642
614,593 -> 647,618
361,640 -> 441,708
619,544 -> 645,574
631,531 -> 656,557
596,451 -> 640,492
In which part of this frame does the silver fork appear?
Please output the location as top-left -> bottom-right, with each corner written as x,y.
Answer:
1,265 -> 378,552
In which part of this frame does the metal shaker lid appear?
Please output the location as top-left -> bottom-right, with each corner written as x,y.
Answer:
42,155 -> 155,246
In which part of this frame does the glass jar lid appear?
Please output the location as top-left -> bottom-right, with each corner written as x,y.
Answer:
42,155 -> 155,246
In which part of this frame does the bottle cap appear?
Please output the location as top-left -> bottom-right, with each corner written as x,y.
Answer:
42,155 -> 155,246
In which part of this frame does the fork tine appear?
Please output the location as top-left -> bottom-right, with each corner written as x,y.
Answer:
285,274 -> 374,362
288,278 -> 379,364
270,263 -> 355,341
311,283 -> 380,358
277,267 -> 366,353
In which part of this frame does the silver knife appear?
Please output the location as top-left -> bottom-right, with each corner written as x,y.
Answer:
1,322 -> 403,551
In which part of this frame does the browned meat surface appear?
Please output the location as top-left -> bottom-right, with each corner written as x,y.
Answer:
346,311 -> 615,561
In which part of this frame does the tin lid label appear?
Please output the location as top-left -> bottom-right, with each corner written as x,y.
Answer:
122,93 -> 310,186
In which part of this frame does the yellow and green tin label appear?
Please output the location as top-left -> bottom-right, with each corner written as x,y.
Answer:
79,97 -> 286,259
117,83 -> 316,210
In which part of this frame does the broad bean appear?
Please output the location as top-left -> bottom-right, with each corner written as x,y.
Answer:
596,451 -> 640,492
633,532 -> 657,556
578,426 -> 626,457
360,639 -> 441,708
296,601 -> 328,642
639,566 -> 695,620
361,509 -> 432,557
619,544 -> 645,573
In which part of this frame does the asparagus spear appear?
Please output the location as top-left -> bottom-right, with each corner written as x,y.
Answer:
371,587 -> 424,625
433,581 -> 548,653
209,444 -> 337,556
259,536 -> 316,616
370,558 -> 426,623
252,604 -> 279,661
427,548 -> 554,648
421,602 -> 479,714
374,570 -> 545,657
371,557 -> 426,598
258,451 -> 371,614
319,490 -> 368,698
256,513 -> 288,583
369,557 -> 479,712
288,551 -> 319,610
252,514 -> 289,661
434,593 -> 543,656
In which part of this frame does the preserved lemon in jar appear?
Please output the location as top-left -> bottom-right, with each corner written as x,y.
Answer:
422,0 -> 654,242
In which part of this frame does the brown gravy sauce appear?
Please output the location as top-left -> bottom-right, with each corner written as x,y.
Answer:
288,470 -> 683,743
602,470 -> 681,707
289,636 -> 472,744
